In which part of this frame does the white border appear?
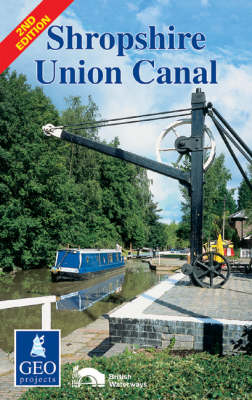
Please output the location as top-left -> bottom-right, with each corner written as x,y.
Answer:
14,329 -> 61,388
109,272 -> 252,326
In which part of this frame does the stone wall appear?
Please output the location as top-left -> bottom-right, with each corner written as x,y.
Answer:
109,317 -> 251,354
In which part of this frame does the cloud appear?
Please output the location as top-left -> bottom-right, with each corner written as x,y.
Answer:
136,6 -> 161,25
147,171 -> 182,222
19,0 -> 41,20
127,2 -> 139,12
0,0 -> 39,40
158,208 -> 180,224
201,0 -> 209,6
136,0 -> 172,25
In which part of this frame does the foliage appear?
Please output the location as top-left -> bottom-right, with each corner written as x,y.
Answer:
0,70 -> 63,269
60,95 -> 100,180
0,270 -> 15,284
237,167 -> 252,211
165,221 -> 189,249
177,154 -> 237,243
146,221 -> 167,249
99,152 -> 149,248
60,96 -> 163,250
239,164 -> 252,230
0,71 -> 165,270
20,350 -> 252,400
144,201 -> 168,249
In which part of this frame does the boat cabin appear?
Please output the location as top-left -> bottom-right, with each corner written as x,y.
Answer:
51,248 -> 125,281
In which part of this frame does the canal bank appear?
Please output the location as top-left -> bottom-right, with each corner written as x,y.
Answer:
109,271 -> 252,354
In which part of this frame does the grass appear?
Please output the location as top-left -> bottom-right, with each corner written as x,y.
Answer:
19,348 -> 252,400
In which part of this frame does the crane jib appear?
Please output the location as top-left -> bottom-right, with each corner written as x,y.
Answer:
59,129 -> 190,186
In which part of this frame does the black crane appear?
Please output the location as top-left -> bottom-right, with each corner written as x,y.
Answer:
43,89 -> 252,288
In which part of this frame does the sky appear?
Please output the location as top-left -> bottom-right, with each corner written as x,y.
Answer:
1,0 -> 252,224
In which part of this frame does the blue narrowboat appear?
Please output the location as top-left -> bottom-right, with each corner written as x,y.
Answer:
50,248 -> 125,281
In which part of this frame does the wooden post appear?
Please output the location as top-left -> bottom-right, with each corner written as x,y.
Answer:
42,302 -> 51,330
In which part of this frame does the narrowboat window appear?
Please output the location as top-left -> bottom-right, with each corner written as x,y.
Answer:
109,254 -> 113,263
103,256 -> 106,263
86,256 -> 89,263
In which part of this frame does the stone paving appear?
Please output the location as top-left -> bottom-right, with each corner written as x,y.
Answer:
0,350 -> 13,376
109,272 -> 252,353
144,272 -> 252,320
0,316 -> 121,400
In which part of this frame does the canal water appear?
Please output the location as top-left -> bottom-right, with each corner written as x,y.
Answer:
0,260 -> 173,352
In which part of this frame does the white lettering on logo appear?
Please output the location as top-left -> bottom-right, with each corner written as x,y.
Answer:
20,361 -> 32,375
19,361 -> 56,375
33,361 -> 43,375
44,361 -> 56,375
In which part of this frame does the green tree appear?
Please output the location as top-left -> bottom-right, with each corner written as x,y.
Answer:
164,222 -> 178,249
147,222 -> 167,249
243,165 -> 252,230
0,71 -> 92,269
177,154 -> 236,244
164,221 -> 189,249
99,149 -> 149,248
144,200 -> 166,249
0,73 -> 169,270
238,168 -> 252,211
60,96 -> 165,249
60,96 -> 119,248
60,96 -> 100,180
60,97 -> 150,248
203,154 -> 236,240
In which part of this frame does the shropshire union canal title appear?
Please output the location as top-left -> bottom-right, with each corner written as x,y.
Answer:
35,25 -> 217,85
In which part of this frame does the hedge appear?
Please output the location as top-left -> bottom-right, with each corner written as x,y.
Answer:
20,349 -> 252,400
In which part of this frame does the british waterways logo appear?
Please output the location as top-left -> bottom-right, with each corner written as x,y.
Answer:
72,367 -> 105,387
15,330 -> 61,387
71,368 -> 147,389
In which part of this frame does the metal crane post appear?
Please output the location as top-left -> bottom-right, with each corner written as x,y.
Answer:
190,89 -> 206,264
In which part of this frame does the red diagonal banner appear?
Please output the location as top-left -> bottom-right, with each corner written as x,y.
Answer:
0,0 -> 74,74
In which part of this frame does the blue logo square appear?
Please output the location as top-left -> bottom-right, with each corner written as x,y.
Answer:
15,330 -> 61,387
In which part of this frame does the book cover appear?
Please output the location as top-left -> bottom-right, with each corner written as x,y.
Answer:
0,0 -> 251,399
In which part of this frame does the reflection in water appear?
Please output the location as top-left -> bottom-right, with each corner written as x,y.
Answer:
56,273 -> 125,311
0,261 -> 172,352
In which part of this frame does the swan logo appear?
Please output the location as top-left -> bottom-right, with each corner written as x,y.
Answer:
30,334 -> 46,358
72,367 -> 105,387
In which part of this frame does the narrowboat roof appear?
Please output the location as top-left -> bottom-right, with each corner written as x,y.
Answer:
58,248 -> 121,254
